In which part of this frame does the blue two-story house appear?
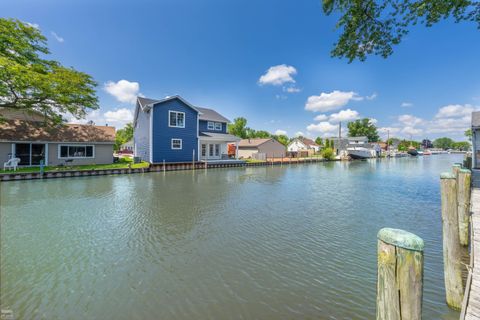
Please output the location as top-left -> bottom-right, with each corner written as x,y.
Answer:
133,95 -> 240,163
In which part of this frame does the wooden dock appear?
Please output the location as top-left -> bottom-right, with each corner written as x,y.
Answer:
461,185 -> 480,319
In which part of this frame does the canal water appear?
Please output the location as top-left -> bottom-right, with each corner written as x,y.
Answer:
0,155 -> 463,319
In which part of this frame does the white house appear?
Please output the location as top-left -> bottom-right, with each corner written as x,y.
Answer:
287,137 -> 320,156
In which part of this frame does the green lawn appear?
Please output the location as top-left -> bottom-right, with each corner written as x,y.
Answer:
0,157 -> 150,174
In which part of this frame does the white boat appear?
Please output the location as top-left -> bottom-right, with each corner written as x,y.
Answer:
347,147 -> 372,159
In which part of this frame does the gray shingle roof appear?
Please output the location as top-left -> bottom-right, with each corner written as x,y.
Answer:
473,111 -> 480,128
137,97 -> 160,109
199,132 -> 240,141
197,107 -> 230,123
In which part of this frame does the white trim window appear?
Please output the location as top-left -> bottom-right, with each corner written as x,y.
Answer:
169,111 -> 185,128
207,121 -> 215,130
171,139 -> 182,150
214,122 -> 222,131
59,145 -> 95,158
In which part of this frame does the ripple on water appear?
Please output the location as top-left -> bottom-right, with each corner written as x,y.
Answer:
0,155 -> 462,319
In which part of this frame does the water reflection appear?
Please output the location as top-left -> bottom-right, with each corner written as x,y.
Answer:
0,155 -> 463,319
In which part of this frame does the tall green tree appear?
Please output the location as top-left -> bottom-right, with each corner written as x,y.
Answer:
228,117 -> 249,138
322,1 -> 479,62
347,118 -> 379,142
0,18 -> 98,124
433,137 -> 455,150
315,137 -> 323,146
114,123 -> 134,151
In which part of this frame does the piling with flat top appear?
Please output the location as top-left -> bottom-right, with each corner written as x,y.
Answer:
440,172 -> 464,310
457,168 -> 471,246
377,228 -> 424,320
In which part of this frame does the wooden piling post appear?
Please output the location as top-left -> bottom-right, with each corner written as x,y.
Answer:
453,163 -> 462,178
457,168 -> 471,247
377,228 -> 424,320
440,172 -> 464,310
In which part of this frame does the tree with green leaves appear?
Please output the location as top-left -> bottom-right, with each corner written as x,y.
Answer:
433,137 -> 455,150
228,117 -> 249,138
465,128 -> 473,141
322,0 -> 479,62
0,18 -> 98,124
315,137 -> 323,146
454,141 -> 471,151
347,118 -> 379,142
253,130 -> 271,139
114,123 -> 134,151
274,134 -> 289,146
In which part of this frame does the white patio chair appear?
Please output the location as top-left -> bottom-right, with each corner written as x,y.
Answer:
4,158 -> 20,171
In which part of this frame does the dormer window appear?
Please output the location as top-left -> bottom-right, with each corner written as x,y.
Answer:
214,122 -> 222,130
169,111 -> 185,128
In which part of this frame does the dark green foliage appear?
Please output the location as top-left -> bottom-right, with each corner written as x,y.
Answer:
0,18 -> 98,124
347,118 -> 379,142
322,0 -> 479,62
114,123 -> 134,151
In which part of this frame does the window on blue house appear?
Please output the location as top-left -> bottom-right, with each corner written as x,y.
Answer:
169,111 -> 185,128
215,122 -> 222,131
207,121 -> 215,130
171,139 -> 182,150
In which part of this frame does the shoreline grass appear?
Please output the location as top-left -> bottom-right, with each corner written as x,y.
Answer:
0,157 -> 150,175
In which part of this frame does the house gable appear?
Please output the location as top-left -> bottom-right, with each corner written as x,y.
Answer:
151,98 -> 199,163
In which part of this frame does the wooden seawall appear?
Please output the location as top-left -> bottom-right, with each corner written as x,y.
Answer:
461,170 -> 480,319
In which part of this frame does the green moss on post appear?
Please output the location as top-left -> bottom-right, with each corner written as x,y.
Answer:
377,228 -> 424,320
457,169 -> 471,246
440,172 -> 464,310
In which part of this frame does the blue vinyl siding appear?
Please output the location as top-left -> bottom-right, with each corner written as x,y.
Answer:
151,99 -> 198,163
199,120 -> 227,133
133,104 -> 150,162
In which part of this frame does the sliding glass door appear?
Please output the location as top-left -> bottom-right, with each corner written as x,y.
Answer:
14,143 -> 46,166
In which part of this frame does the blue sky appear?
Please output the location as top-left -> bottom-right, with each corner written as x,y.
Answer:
2,0 -> 480,140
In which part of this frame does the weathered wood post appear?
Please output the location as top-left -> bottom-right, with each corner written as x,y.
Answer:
440,172 -> 464,310
453,163 -> 462,178
377,228 -> 424,320
457,168 -> 471,246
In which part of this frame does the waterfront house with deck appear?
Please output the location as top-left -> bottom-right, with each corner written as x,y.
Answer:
0,108 -> 115,167
133,95 -> 241,163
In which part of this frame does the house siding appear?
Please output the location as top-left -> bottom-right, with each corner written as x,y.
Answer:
48,143 -> 114,166
259,140 -> 286,157
0,142 -> 12,163
134,104 -> 151,162
151,99 -> 198,163
199,120 -> 227,134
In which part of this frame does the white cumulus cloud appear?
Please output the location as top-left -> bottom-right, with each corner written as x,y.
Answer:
68,108 -> 133,129
104,80 -> 140,104
305,90 -> 363,112
274,129 -> 287,136
51,31 -> 64,43
314,114 -> 328,121
258,64 -> 297,86
435,104 -> 477,118
398,114 -> 424,126
306,121 -> 338,134
401,102 -> 413,107
329,109 -> 360,123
